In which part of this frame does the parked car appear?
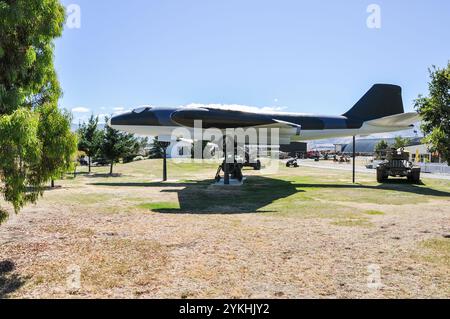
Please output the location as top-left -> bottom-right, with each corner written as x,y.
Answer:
92,158 -> 109,166
78,158 -> 88,166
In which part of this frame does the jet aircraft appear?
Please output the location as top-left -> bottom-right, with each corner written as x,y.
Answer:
109,84 -> 419,183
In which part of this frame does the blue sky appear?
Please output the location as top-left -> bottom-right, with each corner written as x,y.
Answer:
55,0 -> 450,124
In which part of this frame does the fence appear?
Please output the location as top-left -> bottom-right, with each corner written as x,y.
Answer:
418,163 -> 450,174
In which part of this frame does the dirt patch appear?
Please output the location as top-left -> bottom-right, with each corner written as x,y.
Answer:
0,160 -> 449,298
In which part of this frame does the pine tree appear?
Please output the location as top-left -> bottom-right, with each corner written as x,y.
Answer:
149,137 -> 164,159
77,115 -> 102,173
101,117 -> 139,175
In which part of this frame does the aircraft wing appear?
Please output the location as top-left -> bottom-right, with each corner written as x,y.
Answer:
170,108 -> 303,144
364,112 -> 419,127
253,119 -> 302,144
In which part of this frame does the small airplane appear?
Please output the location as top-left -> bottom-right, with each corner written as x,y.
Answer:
109,84 -> 419,183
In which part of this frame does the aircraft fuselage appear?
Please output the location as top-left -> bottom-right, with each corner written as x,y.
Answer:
109,85 -> 418,143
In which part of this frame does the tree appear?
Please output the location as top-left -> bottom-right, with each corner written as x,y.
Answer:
0,0 -> 65,115
0,109 -> 41,212
374,139 -> 389,159
123,137 -> 148,163
101,117 -> 139,175
0,0 -> 77,215
37,103 -> 77,187
149,137 -> 164,158
393,136 -> 411,149
138,137 -> 150,156
414,62 -> 450,165
374,139 -> 388,152
77,115 -> 103,172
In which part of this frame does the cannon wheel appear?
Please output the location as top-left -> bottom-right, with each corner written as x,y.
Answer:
376,167 -> 387,183
254,160 -> 261,170
408,168 -> 421,183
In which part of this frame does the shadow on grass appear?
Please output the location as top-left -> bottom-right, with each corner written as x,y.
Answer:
25,185 -> 67,192
0,260 -> 26,298
91,177 -> 301,214
83,173 -> 123,178
90,176 -> 450,214
73,171 -> 90,176
295,181 -> 450,197
40,185 -> 64,191
90,181 -> 202,187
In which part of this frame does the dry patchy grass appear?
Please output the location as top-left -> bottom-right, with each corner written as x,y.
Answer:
0,159 -> 449,298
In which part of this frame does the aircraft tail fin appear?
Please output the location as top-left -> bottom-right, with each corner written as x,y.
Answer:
343,84 -> 404,121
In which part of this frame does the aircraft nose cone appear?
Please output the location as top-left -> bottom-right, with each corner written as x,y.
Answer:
110,111 -> 132,126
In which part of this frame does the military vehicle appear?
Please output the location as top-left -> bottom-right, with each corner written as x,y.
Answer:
376,148 -> 421,183
243,149 -> 262,170
286,157 -> 299,168
215,159 -> 243,183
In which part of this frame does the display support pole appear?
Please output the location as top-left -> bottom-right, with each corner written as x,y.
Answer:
159,141 -> 171,182
352,135 -> 356,184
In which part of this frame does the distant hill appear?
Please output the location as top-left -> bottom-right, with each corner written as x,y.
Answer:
307,126 -> 420,147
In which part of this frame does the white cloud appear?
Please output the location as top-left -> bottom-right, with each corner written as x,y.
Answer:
113,107 -> 124,111
71,107 -> 90,113
72,108 -> 89,113
113,108 -> 132,115
182,103 -> 286,114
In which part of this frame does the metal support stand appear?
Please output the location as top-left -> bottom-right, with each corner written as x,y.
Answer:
159,141 -> 171,182
223,138 -> 230,185
163,147 -> 167,181
352,135 -> 356,184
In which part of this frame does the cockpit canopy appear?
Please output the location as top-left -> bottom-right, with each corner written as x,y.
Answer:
132,106 -> 152,113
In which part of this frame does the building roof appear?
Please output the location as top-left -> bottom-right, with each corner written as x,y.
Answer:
341,137 -> 422,154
